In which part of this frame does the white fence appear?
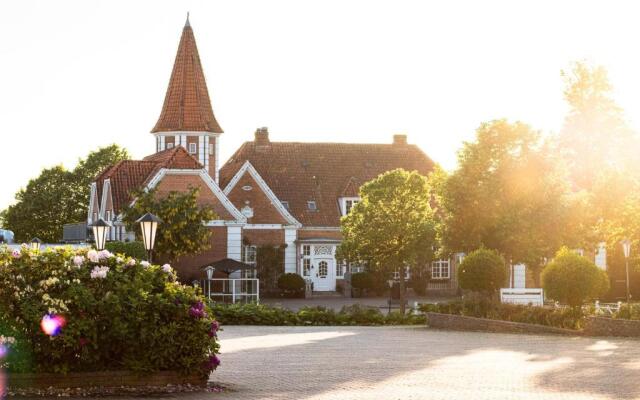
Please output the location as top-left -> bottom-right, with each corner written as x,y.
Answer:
500,288 -> 544,306
201,278 -> 260,304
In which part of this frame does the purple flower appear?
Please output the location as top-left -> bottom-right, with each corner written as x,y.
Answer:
204,355 -> 221,371
189,301 -> 207,319
11,249 -> 21,259
208,321 -> 220,337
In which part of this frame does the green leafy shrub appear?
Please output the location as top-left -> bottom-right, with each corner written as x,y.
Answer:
542,247 -> 610,308
105,241 -> 147,260
420,298 -> 584,330
0,245 -> 219,376
350,272 -> 374,297
458,248 -> 507,295
277,273 -> 306,298
613,303 -> 640,320
209,303 -> 426,326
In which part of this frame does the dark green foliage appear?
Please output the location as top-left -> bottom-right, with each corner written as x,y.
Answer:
105,241 -> 147,260
410,276 -> 427,296
2,145 -> 129,243
542,248 -> 610,307
0,246 -> 219,375
209,303 -> 426,326
458,248 -> 507,294
256,244 -> 285,292
420,298 -> 585,330
277,273 -> 305,298
350,272 -> 374,297
615,304 -> 640,320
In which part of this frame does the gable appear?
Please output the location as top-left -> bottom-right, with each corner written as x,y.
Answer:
149,169 -> 244,222
225,171 -> 289,225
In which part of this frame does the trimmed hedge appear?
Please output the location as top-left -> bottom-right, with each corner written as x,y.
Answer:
277,273 -> 306,298
209,303 -> 426,326
105,241 -> 147,260
420,298 -> 584,330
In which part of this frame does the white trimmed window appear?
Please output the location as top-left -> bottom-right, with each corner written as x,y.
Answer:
393,266 -> 410,280
243,245 -> 257,265
188,143 -> 197,154
166,142 -> 174,149
281,201 -> 289,210
307,201 -> 317,211
209,143 -> 214,155
431,260 -> 450,280
339,197 -> 360,216
301,245 -> 312,277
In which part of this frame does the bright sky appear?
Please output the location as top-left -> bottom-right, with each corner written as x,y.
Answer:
2,0 -> 640,211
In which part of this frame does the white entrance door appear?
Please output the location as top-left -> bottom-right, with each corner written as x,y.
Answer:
312,259 -> 335,291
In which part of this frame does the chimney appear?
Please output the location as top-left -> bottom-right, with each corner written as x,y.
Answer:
254,127 -> 270,146
393,134 -> 408,146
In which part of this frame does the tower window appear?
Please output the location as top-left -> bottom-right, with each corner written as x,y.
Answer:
166,142 -> 174,149
209,143 -> 214,155
188,143 -> 197,154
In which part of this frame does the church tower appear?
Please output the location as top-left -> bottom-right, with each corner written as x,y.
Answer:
152,15 -> 223,182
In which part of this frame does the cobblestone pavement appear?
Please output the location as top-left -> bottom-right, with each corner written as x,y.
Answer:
198,326 -> 640,400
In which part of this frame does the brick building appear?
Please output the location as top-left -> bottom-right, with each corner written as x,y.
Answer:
89,18 -> 456,292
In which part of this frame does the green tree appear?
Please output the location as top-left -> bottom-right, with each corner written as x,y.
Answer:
541,247 -> 610,308
337,169 -> 438,314
1,145 -> 129,243
121,187 -> 217,263
438,119 -> 575,282
457,248 -> 507,296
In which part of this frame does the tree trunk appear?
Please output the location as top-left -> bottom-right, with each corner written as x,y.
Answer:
399,269 -> 406,315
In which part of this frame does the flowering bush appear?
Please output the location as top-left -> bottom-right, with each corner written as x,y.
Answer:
0,245 -> 220,376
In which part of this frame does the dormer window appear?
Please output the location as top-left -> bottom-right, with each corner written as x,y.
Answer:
166,142 -> 175,149
340,197 -> 360,216
188,143 -> 197,154
307,201 -> 317,211
281,201 -> 290,210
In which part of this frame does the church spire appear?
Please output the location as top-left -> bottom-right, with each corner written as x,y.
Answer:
151,17 -> 223,133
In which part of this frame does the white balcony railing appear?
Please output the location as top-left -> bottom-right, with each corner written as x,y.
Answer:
200,278 -> 260,304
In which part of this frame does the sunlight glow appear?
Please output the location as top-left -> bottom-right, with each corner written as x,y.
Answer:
220,331 -> 356,354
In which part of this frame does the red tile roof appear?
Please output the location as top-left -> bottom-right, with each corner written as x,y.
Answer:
151,20 -> 223,134
219,137 -> 435,227
96,147 -> 203,214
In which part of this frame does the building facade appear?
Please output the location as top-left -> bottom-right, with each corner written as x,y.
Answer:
89,17 -> 459,292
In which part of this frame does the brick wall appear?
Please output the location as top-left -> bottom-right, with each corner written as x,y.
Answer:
172,226 -> 227,282
225,173 -> 288,224
298,229 -> 342,240
243,229 -> 285,246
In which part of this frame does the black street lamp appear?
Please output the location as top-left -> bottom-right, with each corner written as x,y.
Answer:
90,219 -> 112,251
136,213 -> 162,263
622,239 -> 632,303
29,237 -> 42,253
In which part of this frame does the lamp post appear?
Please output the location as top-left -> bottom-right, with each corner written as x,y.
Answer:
136,213 -> 162,263
205,266 -> 215,299
622,239 -> 632,303
29,237 -> 42,253
90,219 -> 111,251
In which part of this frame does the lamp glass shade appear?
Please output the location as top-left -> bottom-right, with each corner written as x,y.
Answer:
622,239 -> 632,259
136,213 -> 162,251
90,219 -> 111,251
205,266 -> 214,280
30,238 -> 42,252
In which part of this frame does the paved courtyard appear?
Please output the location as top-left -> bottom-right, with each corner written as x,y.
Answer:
203,326 -> 640,400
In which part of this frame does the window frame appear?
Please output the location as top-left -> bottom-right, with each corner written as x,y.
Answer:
431,260 -> 451,280
307,201 -> 317,211
188,143 -> 197,154
166,142 -> 175,149
339,197 -> 360,216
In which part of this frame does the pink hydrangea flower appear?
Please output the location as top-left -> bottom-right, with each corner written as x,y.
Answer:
98,250 -> 112,260
72,255 -> 84,266
126,259 -> 136,267
140,261 -> 150,268
11,249 -> 21,259
87,250 -> 99,263
90,266 -> 109,279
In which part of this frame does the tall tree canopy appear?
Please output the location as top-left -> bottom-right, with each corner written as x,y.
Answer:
559,61 -> 639,190
338,169 -> 438,313
438,119 -> 575,270
121,187 -> 217,263
1,145 -> 129,242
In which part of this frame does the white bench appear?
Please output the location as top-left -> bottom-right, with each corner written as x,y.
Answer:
500,288 -> 544,306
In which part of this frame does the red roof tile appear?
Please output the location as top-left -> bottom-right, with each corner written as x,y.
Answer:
219,138 -> 435,227
151,20 -> 223,134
